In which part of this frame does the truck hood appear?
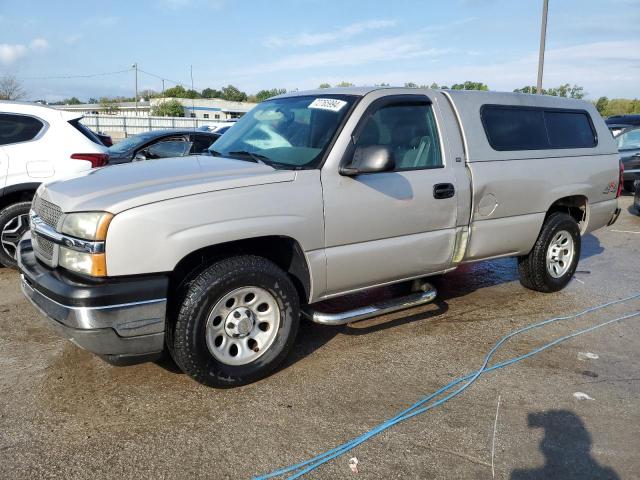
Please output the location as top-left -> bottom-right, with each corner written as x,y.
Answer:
39,155 -> 295,213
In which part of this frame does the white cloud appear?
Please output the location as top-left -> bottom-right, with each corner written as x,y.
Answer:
0,43 -> 27,64
264,19 -> 397,48
64,34 -> 84,45
240,34 -> 450,75
0,37 -> 50,65
30,37 -> 49,50
282,40 -> 640,99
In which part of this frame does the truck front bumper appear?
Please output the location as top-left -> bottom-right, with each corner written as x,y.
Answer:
18,234 -> 168,363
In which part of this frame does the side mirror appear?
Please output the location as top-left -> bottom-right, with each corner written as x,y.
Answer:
133,151 -> 147,161
340,145 -> 395,176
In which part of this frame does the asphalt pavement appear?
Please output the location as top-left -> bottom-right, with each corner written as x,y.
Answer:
1,195 -> 638,479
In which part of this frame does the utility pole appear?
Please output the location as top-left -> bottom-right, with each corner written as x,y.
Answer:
132,62 -> 138,115
536,0 -> 549,95
162,78 -> 165,98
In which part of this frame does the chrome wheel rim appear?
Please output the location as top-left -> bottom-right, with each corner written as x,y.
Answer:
1,213 -> 29,260
205,286 -> 280,366
546,230 -> 574,278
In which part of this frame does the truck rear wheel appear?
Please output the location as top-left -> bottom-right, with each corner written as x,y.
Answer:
168,255 -> 300,387
0,201 -> 32,269
518,212 -> 581,293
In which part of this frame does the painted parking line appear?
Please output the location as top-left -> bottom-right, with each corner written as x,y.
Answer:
610,229 -> 640,234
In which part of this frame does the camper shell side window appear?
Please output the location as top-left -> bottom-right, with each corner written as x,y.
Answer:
480,105 -> 597,151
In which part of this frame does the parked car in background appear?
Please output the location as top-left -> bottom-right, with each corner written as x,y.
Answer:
615,126 -> 640,192
635,180 -> 640,213
93,130 -> 113,147
107,129 -> 220,164
18,88 -> 621,387
200,122 -> 235,134
608,123 -> 632,138
0,101 -> 108,268
606,114 -> 640,127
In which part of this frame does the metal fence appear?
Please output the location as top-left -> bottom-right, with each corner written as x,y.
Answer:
80,115 -> 217,137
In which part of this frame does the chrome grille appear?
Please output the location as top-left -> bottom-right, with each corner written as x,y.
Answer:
32,195 -> 63,229
32,233 -> 54,261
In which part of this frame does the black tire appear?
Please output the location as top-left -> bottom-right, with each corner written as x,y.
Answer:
518,212 -> 581,293
0,201 -> 32,269
623,180 -> 635,193
168,255 -> 300,387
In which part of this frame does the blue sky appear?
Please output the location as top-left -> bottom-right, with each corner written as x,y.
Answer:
0,0 -> 638,101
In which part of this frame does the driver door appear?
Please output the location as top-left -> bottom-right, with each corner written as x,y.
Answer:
321,95 -> 458,296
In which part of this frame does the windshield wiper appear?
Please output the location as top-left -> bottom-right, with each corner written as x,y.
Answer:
226,150 -> 272,165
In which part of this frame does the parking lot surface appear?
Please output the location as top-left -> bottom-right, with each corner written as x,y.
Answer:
1,196 -> 639,480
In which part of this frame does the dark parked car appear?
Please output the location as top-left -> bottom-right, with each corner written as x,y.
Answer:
606,114 -> 640,127
93,131 -> 113,147
615,126 -> 640,192
634,180 -> 640,213
107,129 -> 220,164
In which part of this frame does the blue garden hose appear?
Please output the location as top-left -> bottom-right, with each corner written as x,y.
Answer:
255,292 -> 640,479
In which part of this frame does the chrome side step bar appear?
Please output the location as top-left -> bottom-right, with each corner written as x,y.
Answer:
303,283 -> 437,326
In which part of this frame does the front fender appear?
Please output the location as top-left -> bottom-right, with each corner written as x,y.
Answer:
104,171 -> 324,277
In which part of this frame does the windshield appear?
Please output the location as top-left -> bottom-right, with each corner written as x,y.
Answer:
209,95 -> 356,169
108,132 -> 159,154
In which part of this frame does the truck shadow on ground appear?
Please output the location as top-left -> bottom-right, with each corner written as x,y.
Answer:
510,410 -> 620,480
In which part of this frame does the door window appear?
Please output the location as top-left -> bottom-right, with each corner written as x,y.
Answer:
144,139 -> 191,159
354,103 -> 442,170
0,114 -> 45,146
191,134 -> 216,153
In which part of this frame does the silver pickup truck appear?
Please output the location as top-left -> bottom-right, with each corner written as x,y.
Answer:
18,87 -> 622,387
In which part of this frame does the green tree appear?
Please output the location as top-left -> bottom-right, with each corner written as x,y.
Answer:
318,83 -> 331,88
451,81 -> 489,91
221,84 -> 247,102
513,85 -> 536,94
255,88 -> 287,102
184,89 -> 201,99
595,97 -> 609,115
602,98 -> 640,117
63,97 -> 82,105
514,84 -> 585,99
335,81 -> 355,87
163,85 -> 188,98
99,97 -> 120,114
139,89 -> 160,99
201,88 -> 222,98
151,99 -> 185,117
429,82 -> 440,89
87,97 -> 99,104
404,82 -> 418,88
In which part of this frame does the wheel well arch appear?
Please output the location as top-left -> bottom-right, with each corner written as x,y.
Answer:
169,235 -> 312,304
0,183 -> 40,211
545,195 -> 588,233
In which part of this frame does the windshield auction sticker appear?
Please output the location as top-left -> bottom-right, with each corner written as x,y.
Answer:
308,98 -> 348,112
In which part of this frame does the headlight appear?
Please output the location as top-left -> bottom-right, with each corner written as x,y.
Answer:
59,247 -> 107,277
60,212 -> 113,240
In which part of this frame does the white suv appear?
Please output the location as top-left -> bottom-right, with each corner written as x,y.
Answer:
0,101 -> 107,267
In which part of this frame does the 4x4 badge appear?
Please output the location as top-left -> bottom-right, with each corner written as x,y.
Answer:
603,181 -> 616,194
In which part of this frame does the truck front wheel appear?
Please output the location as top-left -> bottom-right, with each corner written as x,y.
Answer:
168,255 -> 300,387
518,212 -> 581,293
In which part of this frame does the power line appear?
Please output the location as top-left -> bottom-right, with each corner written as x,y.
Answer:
16,66 -> 206,91
17,68 -> 133,80
137,68 -> 190,89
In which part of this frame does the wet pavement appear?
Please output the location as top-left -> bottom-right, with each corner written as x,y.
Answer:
1,196 -> 639,479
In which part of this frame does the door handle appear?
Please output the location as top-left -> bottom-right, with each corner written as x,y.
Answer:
433,183 -> 455,199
